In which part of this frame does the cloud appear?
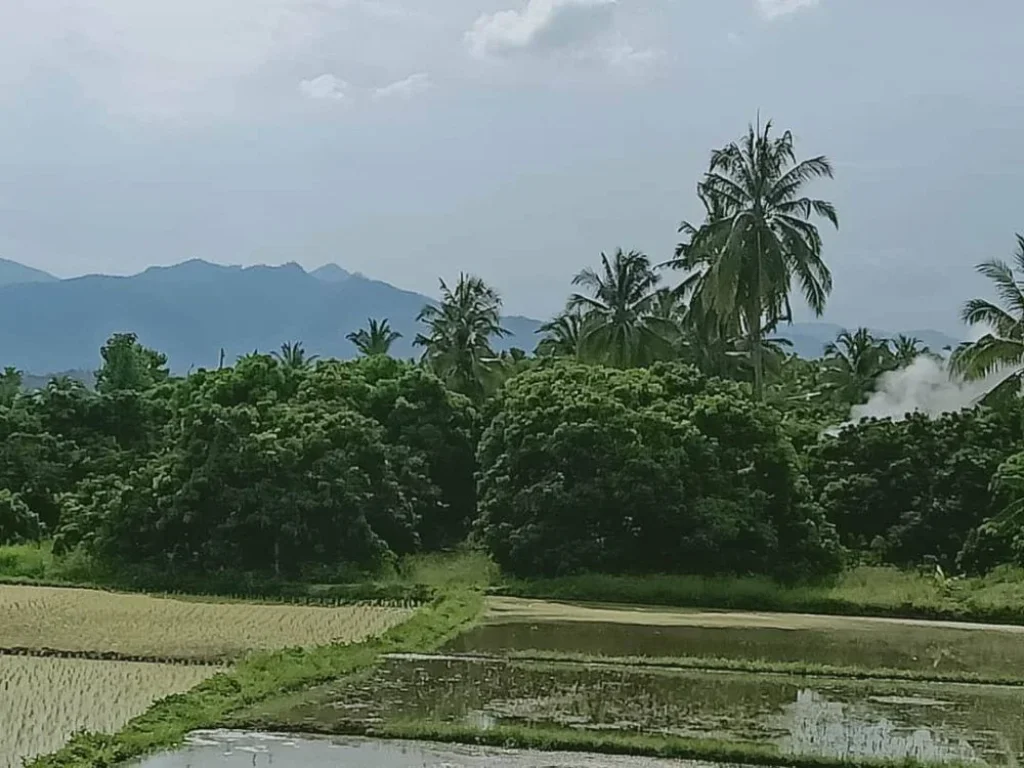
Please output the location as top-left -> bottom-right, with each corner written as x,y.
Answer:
0,0 -> 422,119
756,0 -> 819,20
467,0 -> 618,59
299,73 -> 349,101
373,72 -> 432,100
601,41 -> 662,75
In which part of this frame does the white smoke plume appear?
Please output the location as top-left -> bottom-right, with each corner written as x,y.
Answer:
849,356 -> 1009,423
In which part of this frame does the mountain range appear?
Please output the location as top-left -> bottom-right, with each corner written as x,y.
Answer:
0,258 -> 959,374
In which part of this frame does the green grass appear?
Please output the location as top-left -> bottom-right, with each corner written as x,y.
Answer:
486,650 -> 1024,687
25,589 -> 484,768
0,541 -> 436,605
500,565 -> 1024,625
253,719 -> 974,768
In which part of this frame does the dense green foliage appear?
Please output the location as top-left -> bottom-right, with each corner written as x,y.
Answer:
475,361 -> 839,579
4,119 -> 1024,586
1,343 -> 477,580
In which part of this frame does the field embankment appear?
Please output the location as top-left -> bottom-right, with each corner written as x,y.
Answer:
498,565 -> 1024,625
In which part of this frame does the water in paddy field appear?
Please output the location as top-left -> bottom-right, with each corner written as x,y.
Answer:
137,731 -> 742,767
447,617 -> 1024,677
260,656 -> 1024,764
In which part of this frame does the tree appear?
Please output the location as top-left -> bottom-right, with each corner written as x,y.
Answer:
475,361 -> 839,579
347,318 -> 402,357
822,328 -> 894,404
672,121 -> 838,398
414,274 -> 510,400
890,334 -> 931,367
951,234 -> 1024,392
272,341 -> 319,369
0,489 -> 41,545
0,367 -> 21,407
568,249 -> 676,368
535,311 -> 593,360
95,333 -> 169,394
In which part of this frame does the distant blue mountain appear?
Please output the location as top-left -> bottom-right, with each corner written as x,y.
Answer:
0,257 -> 57,287
0,259 -> 541,373
0,258 -> 961,373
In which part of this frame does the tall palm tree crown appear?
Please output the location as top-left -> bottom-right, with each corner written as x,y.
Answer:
272,341 -> 319,369
414,274 -> 510,399
347,318 -> 402,357
671,120 -> 838,398
822,328 -> 893,404
535,311 -> 592,360
568,249 -> 676,368
951,234 -> 1024,390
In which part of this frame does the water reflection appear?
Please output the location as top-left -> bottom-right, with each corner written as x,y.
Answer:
137,731 -> 735,768
269,656 -> 1023,764
447,620 -> 1024,678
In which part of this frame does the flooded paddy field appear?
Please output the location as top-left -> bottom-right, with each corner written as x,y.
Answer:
241,598 -> 1024,765
446,598 -> 1024,677
138,730 -> 756,768
253,654 -> 1024,764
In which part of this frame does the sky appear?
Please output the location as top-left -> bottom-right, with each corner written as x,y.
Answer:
0,0 -> 1022,335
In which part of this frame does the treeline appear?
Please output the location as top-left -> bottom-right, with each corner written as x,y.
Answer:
3,119 -> 1024,583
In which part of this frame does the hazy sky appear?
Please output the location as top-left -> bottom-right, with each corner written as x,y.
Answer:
1,0 -> 1022,334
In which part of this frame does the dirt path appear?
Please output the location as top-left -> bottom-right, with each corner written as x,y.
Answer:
486,596 -> 1024,634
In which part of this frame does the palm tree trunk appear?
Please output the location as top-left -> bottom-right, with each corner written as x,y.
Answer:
748,302 -> 764,400
751,229 -> 766,400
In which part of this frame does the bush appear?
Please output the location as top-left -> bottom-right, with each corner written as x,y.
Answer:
474,361 -> 839,579
808,407 -> 1024,571
0,489 -> 41,544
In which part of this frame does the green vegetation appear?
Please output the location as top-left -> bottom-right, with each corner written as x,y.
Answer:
2,118 -> 1024,612
24,590 -> 483,768
493,650 -> 1024,687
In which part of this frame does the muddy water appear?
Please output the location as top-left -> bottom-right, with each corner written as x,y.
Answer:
448,614 -> 1024,677
269,656 -> 1024,764
137,730 -> 750,767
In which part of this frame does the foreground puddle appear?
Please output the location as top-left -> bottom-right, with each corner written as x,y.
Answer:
265,656 -> 1024,764
448,608 -> 1024,677
137,730 -> 748,767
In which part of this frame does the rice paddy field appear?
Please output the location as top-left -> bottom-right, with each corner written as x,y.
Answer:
242,597 -> 1024,766
0,656 -> 215,768
0,584 -> 414,661
0,583 -> 418,767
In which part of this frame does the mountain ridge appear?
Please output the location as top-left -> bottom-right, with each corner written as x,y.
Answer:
0,258 -> 959,373
0,258 -> 58,286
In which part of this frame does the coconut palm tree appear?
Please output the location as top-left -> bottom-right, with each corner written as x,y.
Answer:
414,274 -> 510,400
889,334 -> 932,368
822,328 -> 894,404
346,318 -> 402,357
951,235 -> 1024,391
670,120 -> 838,398
535,311 -> 594,360
568,249 -> 677,368
273,341 -> 318,369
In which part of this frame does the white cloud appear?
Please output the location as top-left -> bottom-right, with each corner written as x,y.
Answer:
373,72 -> 432,101
0,0 -> 418,118
467,0 -> 618,59
756,0 -> 819,20
299,73 -> 349,101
